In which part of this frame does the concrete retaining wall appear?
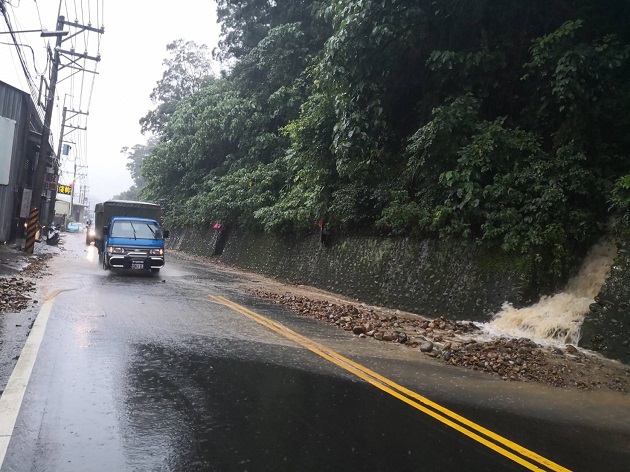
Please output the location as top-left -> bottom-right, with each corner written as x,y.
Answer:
168,227 -> 630,363
168,227 -> 524,322
581,242 -> 630,363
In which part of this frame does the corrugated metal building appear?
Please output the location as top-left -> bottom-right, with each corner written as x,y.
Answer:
0,80 -> 44,243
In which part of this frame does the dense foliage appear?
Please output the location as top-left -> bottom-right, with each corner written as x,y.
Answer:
135,0 -> 630,286
112,137 -> 157,201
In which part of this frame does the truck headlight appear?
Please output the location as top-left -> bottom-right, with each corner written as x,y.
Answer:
149,248 -> 164,256
108,247 -> 125,254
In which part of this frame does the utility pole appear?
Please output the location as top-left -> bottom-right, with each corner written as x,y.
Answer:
50,105 -> 87,224
48,104 -> 68,224
25,15 -> 64,254
69,162 -> 88,221
24,14 -> 103,253
70,161 -> 77,219
55,106 -> 68,169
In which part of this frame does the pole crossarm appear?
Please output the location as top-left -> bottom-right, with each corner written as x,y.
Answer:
68,109 -> 89,116
62,110 -> 88,137
61,18 -> 105,34
57,67 -> 87,85
62,64 -> 100,75
55,48 -> 101,84
57,48 -> 101,63
65,125 -> 87,132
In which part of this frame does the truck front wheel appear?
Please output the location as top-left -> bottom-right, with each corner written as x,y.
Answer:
102,255 -> 109,270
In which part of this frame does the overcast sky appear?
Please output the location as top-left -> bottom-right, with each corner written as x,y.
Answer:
0,0 -> 221,204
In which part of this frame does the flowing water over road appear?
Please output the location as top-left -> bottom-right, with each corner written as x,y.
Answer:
486,242 -> 617,345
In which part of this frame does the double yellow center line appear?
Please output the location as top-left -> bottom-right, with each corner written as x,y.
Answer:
211,295 -> 570,472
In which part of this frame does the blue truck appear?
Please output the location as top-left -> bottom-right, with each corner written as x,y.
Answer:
94,200 -> 169,273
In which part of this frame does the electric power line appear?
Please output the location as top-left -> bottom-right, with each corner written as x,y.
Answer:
4,0 -> 104,209
1,3 -> 45,121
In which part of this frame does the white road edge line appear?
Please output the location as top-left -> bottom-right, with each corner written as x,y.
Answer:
0,298 -> 55,469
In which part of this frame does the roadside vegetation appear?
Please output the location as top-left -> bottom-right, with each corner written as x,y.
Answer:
117,0 -> 630,292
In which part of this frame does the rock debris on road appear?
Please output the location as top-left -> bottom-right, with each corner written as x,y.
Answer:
0,253 -> 51,314
0,277 -> 36,314
249,289 -> 630,393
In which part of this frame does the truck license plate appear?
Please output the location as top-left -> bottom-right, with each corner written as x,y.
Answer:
131,261 -> 144,270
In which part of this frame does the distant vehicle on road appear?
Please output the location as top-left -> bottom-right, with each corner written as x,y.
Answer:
66,222 -> 83,233
86,224 -> 96,245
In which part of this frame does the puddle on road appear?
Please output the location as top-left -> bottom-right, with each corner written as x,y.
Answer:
119,341 -> 520,471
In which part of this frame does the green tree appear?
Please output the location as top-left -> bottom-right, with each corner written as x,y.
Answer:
143,17 -> 329,229
137,0 -> 630,291
140,40 -> 214,135
141,79 -> 242,208
216,0 -> 325,59
112,186 -> 142,202
255,91 -> 338,232
120,136 -> 158,189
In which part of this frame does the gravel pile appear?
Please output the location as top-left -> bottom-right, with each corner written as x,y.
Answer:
0,277 -> 36,313
250,289 -> 630,392
0,254 -> 51,314
20,254 -> 53,278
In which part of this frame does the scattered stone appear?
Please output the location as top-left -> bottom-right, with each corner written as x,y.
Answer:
565,345 -> 579,354
352,325 -> 366,335
247,287 -> 630,392
0,253 -> 52,315
0,277 -> 36,314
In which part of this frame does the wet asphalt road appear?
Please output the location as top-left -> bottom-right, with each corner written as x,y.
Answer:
1,233 -> 630,471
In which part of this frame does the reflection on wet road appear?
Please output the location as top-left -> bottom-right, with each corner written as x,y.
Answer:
1,233 -> 628,471
121,342 -> 495,471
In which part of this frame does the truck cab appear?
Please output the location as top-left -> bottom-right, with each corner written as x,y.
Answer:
102,216 -> 169,272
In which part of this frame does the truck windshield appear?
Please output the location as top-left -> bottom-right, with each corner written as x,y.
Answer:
111,221 -> 162,239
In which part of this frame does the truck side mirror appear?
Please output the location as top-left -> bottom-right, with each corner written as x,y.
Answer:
103,226 -> 109,236
163,230 -> 170,238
